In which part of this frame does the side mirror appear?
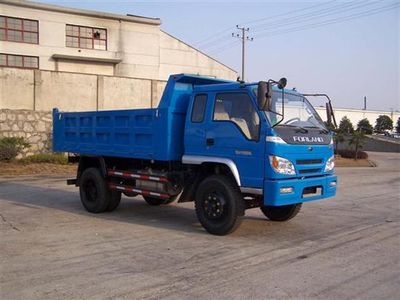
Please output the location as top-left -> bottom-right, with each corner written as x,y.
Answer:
257,81 -> 274,110
326,102 -> 332,127
257,81 -> 268,110
277,77 -> 287,89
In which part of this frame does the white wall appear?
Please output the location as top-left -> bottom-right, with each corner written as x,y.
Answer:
0,1 -> 237,81
0,68 -> 34,110
0,67 -> 166,111
315,107 -> 400,128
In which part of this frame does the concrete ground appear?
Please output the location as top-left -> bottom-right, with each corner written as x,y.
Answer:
1,152 -> 399,299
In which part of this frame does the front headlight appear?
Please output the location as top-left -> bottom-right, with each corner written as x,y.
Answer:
269,155 -> 296,175
324,155 -> 335,172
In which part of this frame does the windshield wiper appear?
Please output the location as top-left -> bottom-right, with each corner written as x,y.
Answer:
304,126 -> 329,134
281,124 -> 308,133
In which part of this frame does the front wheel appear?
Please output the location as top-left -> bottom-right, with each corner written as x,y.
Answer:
195,175 -> 244,235
260,203 -> 302,221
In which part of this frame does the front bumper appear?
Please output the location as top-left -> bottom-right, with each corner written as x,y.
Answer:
264,174 -> 337,206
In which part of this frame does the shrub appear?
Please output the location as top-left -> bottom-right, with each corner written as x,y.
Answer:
0,137 -> 30,161
19,153 -> 68,165
337,149 -> 368,159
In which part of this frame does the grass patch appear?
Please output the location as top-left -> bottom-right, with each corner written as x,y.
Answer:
19,153 -> 68,165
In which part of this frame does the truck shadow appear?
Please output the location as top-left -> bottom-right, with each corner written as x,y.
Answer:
0,179 -> 274,236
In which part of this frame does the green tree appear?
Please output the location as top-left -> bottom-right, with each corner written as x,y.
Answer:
333,131 -> 344,154
323,121 -> 335,131
357,118 -> 373,134
374,115 -> 393,133
348,131 -> 365,161
338,116 -> 354,134
396,117 -> 400,134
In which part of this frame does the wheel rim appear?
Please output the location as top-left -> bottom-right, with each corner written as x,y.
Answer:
84,180 -> 97,203
203,191 -> 226,220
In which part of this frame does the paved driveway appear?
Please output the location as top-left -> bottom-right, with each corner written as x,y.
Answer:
1,152 -> 399,299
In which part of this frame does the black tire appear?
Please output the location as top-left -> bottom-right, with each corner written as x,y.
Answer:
79,167 -> 111,213
260,203 -> 302,221
106,191 -> 122,212
143,195 -> 177,206
195,175 -> 244,235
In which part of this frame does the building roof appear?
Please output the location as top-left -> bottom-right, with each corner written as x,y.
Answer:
1,0 -> 161,25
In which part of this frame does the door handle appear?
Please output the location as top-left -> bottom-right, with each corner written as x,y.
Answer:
206,138 -> 214,146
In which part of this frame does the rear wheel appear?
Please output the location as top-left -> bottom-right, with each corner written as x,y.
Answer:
106,192 -> 122,212
195,175 -> 244,235
143,195 -> 177,206
79,167 -> 111,213
260,203 -> 302,221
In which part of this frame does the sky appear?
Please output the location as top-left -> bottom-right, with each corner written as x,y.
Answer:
37,0 -> 399,111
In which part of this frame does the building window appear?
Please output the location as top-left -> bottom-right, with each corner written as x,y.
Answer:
66,24 -> 107,50
0,16 -> 38,44
0,53 -> 39,69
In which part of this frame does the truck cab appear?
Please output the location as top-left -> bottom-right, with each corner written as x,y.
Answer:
183,80 -> 336,209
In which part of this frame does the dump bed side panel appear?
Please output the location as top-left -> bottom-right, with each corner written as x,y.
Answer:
52,74 -> 235,161
53,108 -> 173,160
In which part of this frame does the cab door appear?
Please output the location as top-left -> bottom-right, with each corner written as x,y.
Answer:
204,91 -> 265,188
184,93 -> 209,156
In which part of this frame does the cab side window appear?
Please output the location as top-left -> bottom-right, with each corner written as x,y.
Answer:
191,94 -> 207,123
213,93 -> 260,141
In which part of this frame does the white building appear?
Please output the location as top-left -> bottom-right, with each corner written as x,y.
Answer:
0,0 -> 237,80
315,107 -> 399,130
0,0 -> 398,126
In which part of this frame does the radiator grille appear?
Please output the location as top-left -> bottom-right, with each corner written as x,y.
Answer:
299,168 -> 321,174
296,159 -> 323,165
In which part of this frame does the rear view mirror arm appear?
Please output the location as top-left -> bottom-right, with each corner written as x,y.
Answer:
302,93 -> 337,128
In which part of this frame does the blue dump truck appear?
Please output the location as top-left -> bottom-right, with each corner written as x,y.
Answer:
53,74 -> 337,235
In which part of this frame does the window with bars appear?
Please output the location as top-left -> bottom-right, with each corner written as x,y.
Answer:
66,24 -> 107,50
0,16 -> 38,44
0,53 -> 39,69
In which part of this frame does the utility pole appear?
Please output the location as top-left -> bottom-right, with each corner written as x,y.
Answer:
232,25 -> 253,81
363,96 -> 367,110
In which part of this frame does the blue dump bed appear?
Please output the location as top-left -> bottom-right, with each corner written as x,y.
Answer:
53,74 -> 233,161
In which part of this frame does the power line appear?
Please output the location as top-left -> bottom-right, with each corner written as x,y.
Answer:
208,2 -> 398,61
195,27 -> 234,47
252,2 -> 399,40
202,1 -> 399,67
199,1 -> 376,51
208,40 -> 240,55
238,0 -> 337,28
251,0 -> 378,35
195,0 -> 338,48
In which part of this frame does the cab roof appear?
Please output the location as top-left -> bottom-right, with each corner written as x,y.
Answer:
171,73 -> 302,96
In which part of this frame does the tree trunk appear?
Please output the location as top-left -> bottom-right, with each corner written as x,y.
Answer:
354,144 -> 359,161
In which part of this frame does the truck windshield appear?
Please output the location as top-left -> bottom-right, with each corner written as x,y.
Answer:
264,92 -> 326,130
